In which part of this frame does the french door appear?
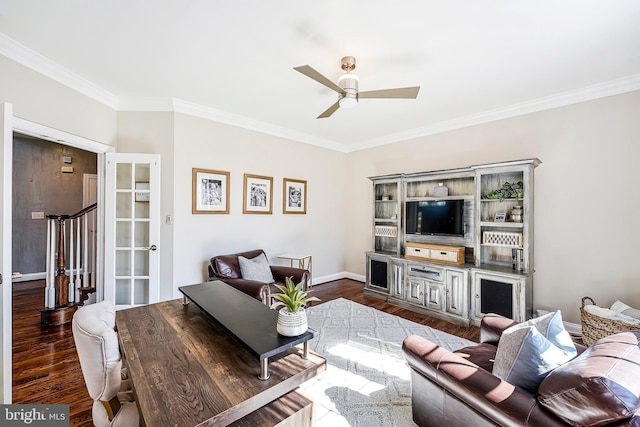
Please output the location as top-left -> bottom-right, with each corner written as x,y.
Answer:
104,153 -> 161,309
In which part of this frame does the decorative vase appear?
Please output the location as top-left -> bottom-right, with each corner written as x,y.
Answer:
276,308 -> 308,337
510,205 -> 523,223
433,182 -> 449,197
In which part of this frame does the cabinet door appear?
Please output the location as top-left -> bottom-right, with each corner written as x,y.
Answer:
407,278 -> 424,305
425,282 -> 445,311
445,270 -> 467,317
390,261 -> 404,299
471,271 -> 523,322
367,256 -> 389,293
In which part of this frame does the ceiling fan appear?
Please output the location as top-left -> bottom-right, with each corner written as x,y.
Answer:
294,56 -> 420,119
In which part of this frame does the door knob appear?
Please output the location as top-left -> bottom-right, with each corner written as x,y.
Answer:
147,245 -> 157,251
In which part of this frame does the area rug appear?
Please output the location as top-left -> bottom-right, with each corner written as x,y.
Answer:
300,298 -> 475,427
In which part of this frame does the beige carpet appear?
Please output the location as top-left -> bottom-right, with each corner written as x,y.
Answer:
301,298 -> 474,427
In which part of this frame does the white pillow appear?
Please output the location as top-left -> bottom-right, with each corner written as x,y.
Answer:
492,311 -> 577,393
238,253 -> 275,283
585,304 -> 640,325
610,300 -> 640,321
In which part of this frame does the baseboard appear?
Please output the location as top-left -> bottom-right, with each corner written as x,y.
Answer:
12,272 -> 46,282
313,272 -> 364,286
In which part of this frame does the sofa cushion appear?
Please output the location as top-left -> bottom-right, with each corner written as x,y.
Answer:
238,253 -> 274,283
493,311 -> 577,393
538,331 -> 640,426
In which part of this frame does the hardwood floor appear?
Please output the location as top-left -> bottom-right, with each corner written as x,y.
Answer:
12,278 -> 479,426
12,280 -> 93,426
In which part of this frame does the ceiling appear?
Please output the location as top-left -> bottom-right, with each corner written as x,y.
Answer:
1,1 -> 639,152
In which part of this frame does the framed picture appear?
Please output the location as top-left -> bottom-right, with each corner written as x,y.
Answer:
135,182 -> 150,202
243,174 -> 273,214
192,168 -> 230,214
494,212 -> 506,222
283,178 -> 307,214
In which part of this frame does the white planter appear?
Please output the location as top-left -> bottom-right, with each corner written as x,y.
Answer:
277,307 -> 308,337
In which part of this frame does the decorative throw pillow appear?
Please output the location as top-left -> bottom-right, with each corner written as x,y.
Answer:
492,311 -> 577,393
238,254 -> 275,283
611,300 -> 640,321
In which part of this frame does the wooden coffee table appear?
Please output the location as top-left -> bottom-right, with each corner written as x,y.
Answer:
179,281 -> 316,380
116,281 -> 325,426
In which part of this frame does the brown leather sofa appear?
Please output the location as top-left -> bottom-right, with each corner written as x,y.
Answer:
207,249 -> 310,305
403,313 -> 640,426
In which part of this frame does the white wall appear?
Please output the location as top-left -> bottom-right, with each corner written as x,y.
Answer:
116,111 -> 175,301
345,91 -> 640,323
0,56 -> 117,146
171,113 -> 347,297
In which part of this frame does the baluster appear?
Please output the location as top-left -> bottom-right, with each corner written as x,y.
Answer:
76,216 -> 81,301
47,218 -> 57,309
83,213 -> 89,288
69,218 -> 74,303
45,218 -> 52,308
91,211 -> 96,288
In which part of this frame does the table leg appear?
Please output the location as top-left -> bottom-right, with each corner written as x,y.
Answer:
182,295 -> 190,305
302,341 -> 309,360
259,358 -> 270,380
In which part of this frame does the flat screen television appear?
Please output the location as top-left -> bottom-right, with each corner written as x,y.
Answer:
406,200 -> 464,237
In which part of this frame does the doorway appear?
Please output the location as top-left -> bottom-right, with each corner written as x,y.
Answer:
1,110 -> 112,403
12,135 -> 98,284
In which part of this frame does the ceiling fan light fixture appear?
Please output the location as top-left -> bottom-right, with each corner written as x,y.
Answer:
339,93 -> 358,109
338,72 -> 359,109
294,55 -> 420,118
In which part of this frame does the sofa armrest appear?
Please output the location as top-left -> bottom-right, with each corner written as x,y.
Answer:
402,335 -> 565,427
270,266 -> 310,289
213,279 -> 271,305
480,313 -> 518,345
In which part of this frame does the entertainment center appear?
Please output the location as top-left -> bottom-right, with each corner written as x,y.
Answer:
365,158 -> 540,325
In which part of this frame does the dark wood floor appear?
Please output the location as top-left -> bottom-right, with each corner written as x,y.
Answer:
12,278 -> 480,426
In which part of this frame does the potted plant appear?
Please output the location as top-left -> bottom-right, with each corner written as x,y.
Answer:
482,181 -> 524,202
270,276 -> 320,337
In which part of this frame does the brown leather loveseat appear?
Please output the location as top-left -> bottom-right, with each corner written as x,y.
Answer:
402,313 -> 640,426
207,249 -> 310,305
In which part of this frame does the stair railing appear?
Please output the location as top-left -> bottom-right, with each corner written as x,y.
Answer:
45,203 -> 97,309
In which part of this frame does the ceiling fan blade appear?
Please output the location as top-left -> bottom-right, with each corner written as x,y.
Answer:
317,101 -> 340,119
358,86 -> 421,99
294,65 -> 345,94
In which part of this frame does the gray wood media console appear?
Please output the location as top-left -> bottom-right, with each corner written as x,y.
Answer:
365,158 -> 540,326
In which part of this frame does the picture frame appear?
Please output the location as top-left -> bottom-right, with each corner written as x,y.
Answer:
494,212 -> 506,222
192,168 -> 230,214
283,178 -> 307,214
243,173 -> 273,214
135,182 -> 150,202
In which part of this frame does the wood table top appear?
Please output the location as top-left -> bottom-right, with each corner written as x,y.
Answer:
179,281 -> 315,359
116,298 -> 325,427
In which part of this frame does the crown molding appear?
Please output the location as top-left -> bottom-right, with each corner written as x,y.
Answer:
170,99 -> 347,152
0,33 -> 118,109
116,96 -> 347,151
348,74 -> 640,152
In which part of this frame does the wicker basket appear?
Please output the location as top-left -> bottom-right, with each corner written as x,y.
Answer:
580,296 -> 640,346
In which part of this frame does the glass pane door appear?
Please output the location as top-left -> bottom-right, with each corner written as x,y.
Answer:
104,153 -> 160,308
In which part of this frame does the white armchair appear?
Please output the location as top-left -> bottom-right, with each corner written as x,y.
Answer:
72,300 -> 140,427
